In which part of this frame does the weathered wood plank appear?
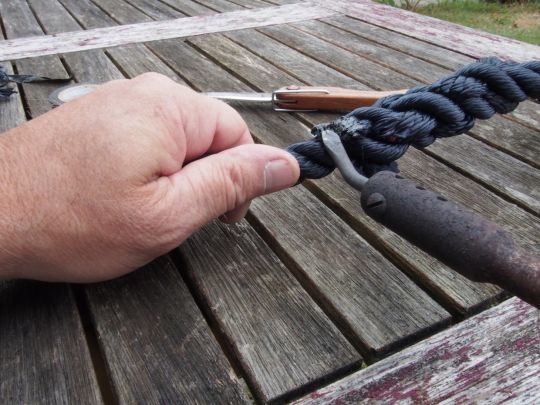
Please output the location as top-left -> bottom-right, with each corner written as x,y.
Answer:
286,19 -> 540,167
190,0 -> 415,90
321,15 -> 540,131
291,19 -> 451,84
25,0 -> 124,84
91,0 -> 154,24
322,15 -> 474,70
0,62 -> 26,131
294,297 -> 540,404
0,1 -> 71,118
188,32 -> 540,313
181,0 -> 540,166
85,257 -> 248,404
180,220 -> 361,403
323,16 -> 540,129
149,37 -> 451,355
428,136 -> 539,214
57,0 -> 186,82
231,26 -> 540,213
318,0 -> 540,62
257,26 -> 418,90
160,0 -> 217,17
225,30 -> 364,89
0,282 -> 103,404
0,2 -> 340,61
123,0 -> 182,20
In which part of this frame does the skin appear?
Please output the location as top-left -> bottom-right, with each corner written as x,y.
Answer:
0,73 -> 300,283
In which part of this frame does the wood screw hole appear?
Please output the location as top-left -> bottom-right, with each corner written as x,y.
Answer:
367,200 -> 384,208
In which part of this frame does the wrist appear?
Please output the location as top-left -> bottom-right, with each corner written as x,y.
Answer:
0,127 -> 32,280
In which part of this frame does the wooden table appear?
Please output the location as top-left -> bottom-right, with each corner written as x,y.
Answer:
0,0 -> 538,403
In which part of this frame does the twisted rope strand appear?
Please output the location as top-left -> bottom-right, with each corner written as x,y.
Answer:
287,57 -> 540,180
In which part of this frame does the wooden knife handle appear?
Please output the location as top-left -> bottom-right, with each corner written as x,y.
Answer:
273,86 -> 407,111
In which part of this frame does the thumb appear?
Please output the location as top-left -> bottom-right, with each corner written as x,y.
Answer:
167,143 -> 299,234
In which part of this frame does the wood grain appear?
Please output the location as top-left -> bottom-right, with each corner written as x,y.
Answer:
0,2 -> 339,61
321,15 -> 474,70
428,136 -> 539,214
85,257 -> 248,404
322,15 -> 540,132
0,1 -> 71,118
253,24 -> 540,213
0,282 -> 102,404
92,0 -> 155,24
25,0 -> 124,84
57,0 -> 188,82
123,0 -> 183,20
319,0 -> 540,62
226,27 -> 538,212
287,19 -> 540,167
180,220 -> 361,403
148,39 -> 451,355
188,32 -> 540,313
225,29 -> 364,89
291,19 -> 451,84
294,297 -> 540,404
200,0 -> 540,152
162,0 -> 220,16
258,25 -> 418,90
0,61 -> 25,131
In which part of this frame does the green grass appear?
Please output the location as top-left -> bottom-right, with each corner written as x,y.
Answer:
382,0 -> 540,45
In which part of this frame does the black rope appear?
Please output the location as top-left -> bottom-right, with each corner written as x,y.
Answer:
287,57 -> 540,180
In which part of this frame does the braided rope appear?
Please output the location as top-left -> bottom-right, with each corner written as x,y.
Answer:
287,57 -> 540,180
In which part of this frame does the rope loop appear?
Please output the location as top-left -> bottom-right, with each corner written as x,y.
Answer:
287,57 -> 540,180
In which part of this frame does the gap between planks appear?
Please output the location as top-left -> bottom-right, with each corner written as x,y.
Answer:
79,0 -> 514,314
0,1 -> 339,61
294,297 -> 540,404
315,0 -> 540,62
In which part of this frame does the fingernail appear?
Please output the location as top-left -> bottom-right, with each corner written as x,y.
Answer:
264,159 -> 297,193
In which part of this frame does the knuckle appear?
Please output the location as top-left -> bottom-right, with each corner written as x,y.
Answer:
221,159 -> 254,212
135,71 -> 169,84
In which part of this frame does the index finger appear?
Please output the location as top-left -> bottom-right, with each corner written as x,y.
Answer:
173,87 -> 254,163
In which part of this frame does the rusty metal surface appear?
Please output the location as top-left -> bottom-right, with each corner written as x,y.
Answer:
361,171 -> 540,308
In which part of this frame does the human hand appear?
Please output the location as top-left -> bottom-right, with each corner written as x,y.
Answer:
0,73 -> 299,282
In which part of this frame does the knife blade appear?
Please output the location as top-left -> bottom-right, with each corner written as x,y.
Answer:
49,83 -> 406,111
206,85 -> 407,112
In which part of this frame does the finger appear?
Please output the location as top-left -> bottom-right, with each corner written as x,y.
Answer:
219,200 -> 251,224
130,74 -> 254,162
180,94 -> 254,162
165,143 -> 299,237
